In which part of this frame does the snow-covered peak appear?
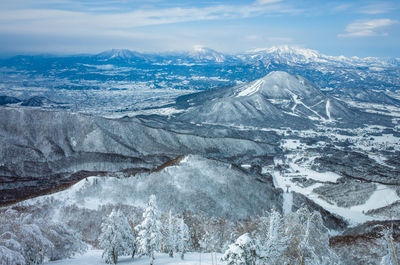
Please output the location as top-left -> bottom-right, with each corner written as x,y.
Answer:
188,46 -> 226,63
96,49 -> 142,60
237,71 -> 320,99
245,45 -> 327,64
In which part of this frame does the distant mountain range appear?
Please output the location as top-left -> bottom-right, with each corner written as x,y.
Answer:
0,45 -> 399,107
79,46 -> 400,67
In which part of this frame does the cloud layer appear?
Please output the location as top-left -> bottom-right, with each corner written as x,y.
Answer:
338,18 -> 398,38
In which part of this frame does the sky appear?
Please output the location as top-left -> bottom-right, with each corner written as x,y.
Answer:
0,0 -> 399,58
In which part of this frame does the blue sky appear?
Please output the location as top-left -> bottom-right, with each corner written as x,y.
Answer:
0,0 -> 399,57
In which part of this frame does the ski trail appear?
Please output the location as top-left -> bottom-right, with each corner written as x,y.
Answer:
286,89 -> 326,121
237,79 -> 264,97
326,99 -> 332,121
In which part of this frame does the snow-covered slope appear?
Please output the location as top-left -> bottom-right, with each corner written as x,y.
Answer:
0,107 -> 278,204
24,155 -> 281,220
175,71 -> 383,128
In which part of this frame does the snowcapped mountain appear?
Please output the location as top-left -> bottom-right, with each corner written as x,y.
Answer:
240,45 -> 399,68
242,45 -> 329,65
187,46 -> 227,63
1,45 -> 399,96
95,49 -> 148,62
175,71 -> 386,128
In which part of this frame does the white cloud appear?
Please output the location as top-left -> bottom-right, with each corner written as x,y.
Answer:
0,2 -> 300,37
254,0 -> 283,6
359,3 -> 395,15
338,18 -> 398,38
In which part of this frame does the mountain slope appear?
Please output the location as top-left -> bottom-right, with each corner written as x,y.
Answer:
0,107 -> 278,204
25,155 -> 282,220
175,71 -> 383,128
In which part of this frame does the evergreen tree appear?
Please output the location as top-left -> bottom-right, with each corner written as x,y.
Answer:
99,209 -> 135,264
222,233 -> 256,265
136,195 -> 163,265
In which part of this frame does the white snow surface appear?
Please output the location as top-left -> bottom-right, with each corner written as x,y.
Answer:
237,79 -> 264,97
44,249 -> 225,265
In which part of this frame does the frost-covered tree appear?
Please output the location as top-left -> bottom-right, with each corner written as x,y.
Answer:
40,222 -> 86,261
283,208 -> 342,265
163,211 -> 176,258
380,229 -> 398,265
222,233 -> 256,265
17,223 -> 54,265
136,195 -> 163,265
0,231 -> 25,265
176,217 -> 190,260
200,217 -> 231,253
0,245 -> 26,265
99,209 -> 135,264
0,208 -> 86,265
128,219 -> 138,259
256,209 -> 287,264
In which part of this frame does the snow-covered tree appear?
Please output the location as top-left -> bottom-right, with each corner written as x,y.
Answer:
283,208 -> 342,265
99,209 -> 135,264
176,217 -> 190,260
163,211 -> 176,258
380,229 -> 398,265
0,208 -> 87,265
128,219 -> 138,259
41,222 -> 87,261
0,245 -> 26,265
256,209 -> 287,264
200,217 -> 231,253
222,233 -> 256,265
136,195 -> 163,265
0,231 -> 25,265
17,223 -> 54,265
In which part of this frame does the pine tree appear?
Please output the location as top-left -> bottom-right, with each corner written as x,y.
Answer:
99,209 -> 135,264
136,195 -> 163,265
222,233 -> 256,265
176,217 -> 190,260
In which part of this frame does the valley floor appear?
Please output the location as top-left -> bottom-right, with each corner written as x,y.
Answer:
44,250 -> 225,265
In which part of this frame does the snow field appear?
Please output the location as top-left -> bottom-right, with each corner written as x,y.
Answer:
44,250 -> 225,265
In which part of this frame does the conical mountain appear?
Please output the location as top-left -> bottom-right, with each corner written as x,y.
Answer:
175,71 -> 380,128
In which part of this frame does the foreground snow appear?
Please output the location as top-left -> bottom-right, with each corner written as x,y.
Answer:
45,250 -> 225,265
